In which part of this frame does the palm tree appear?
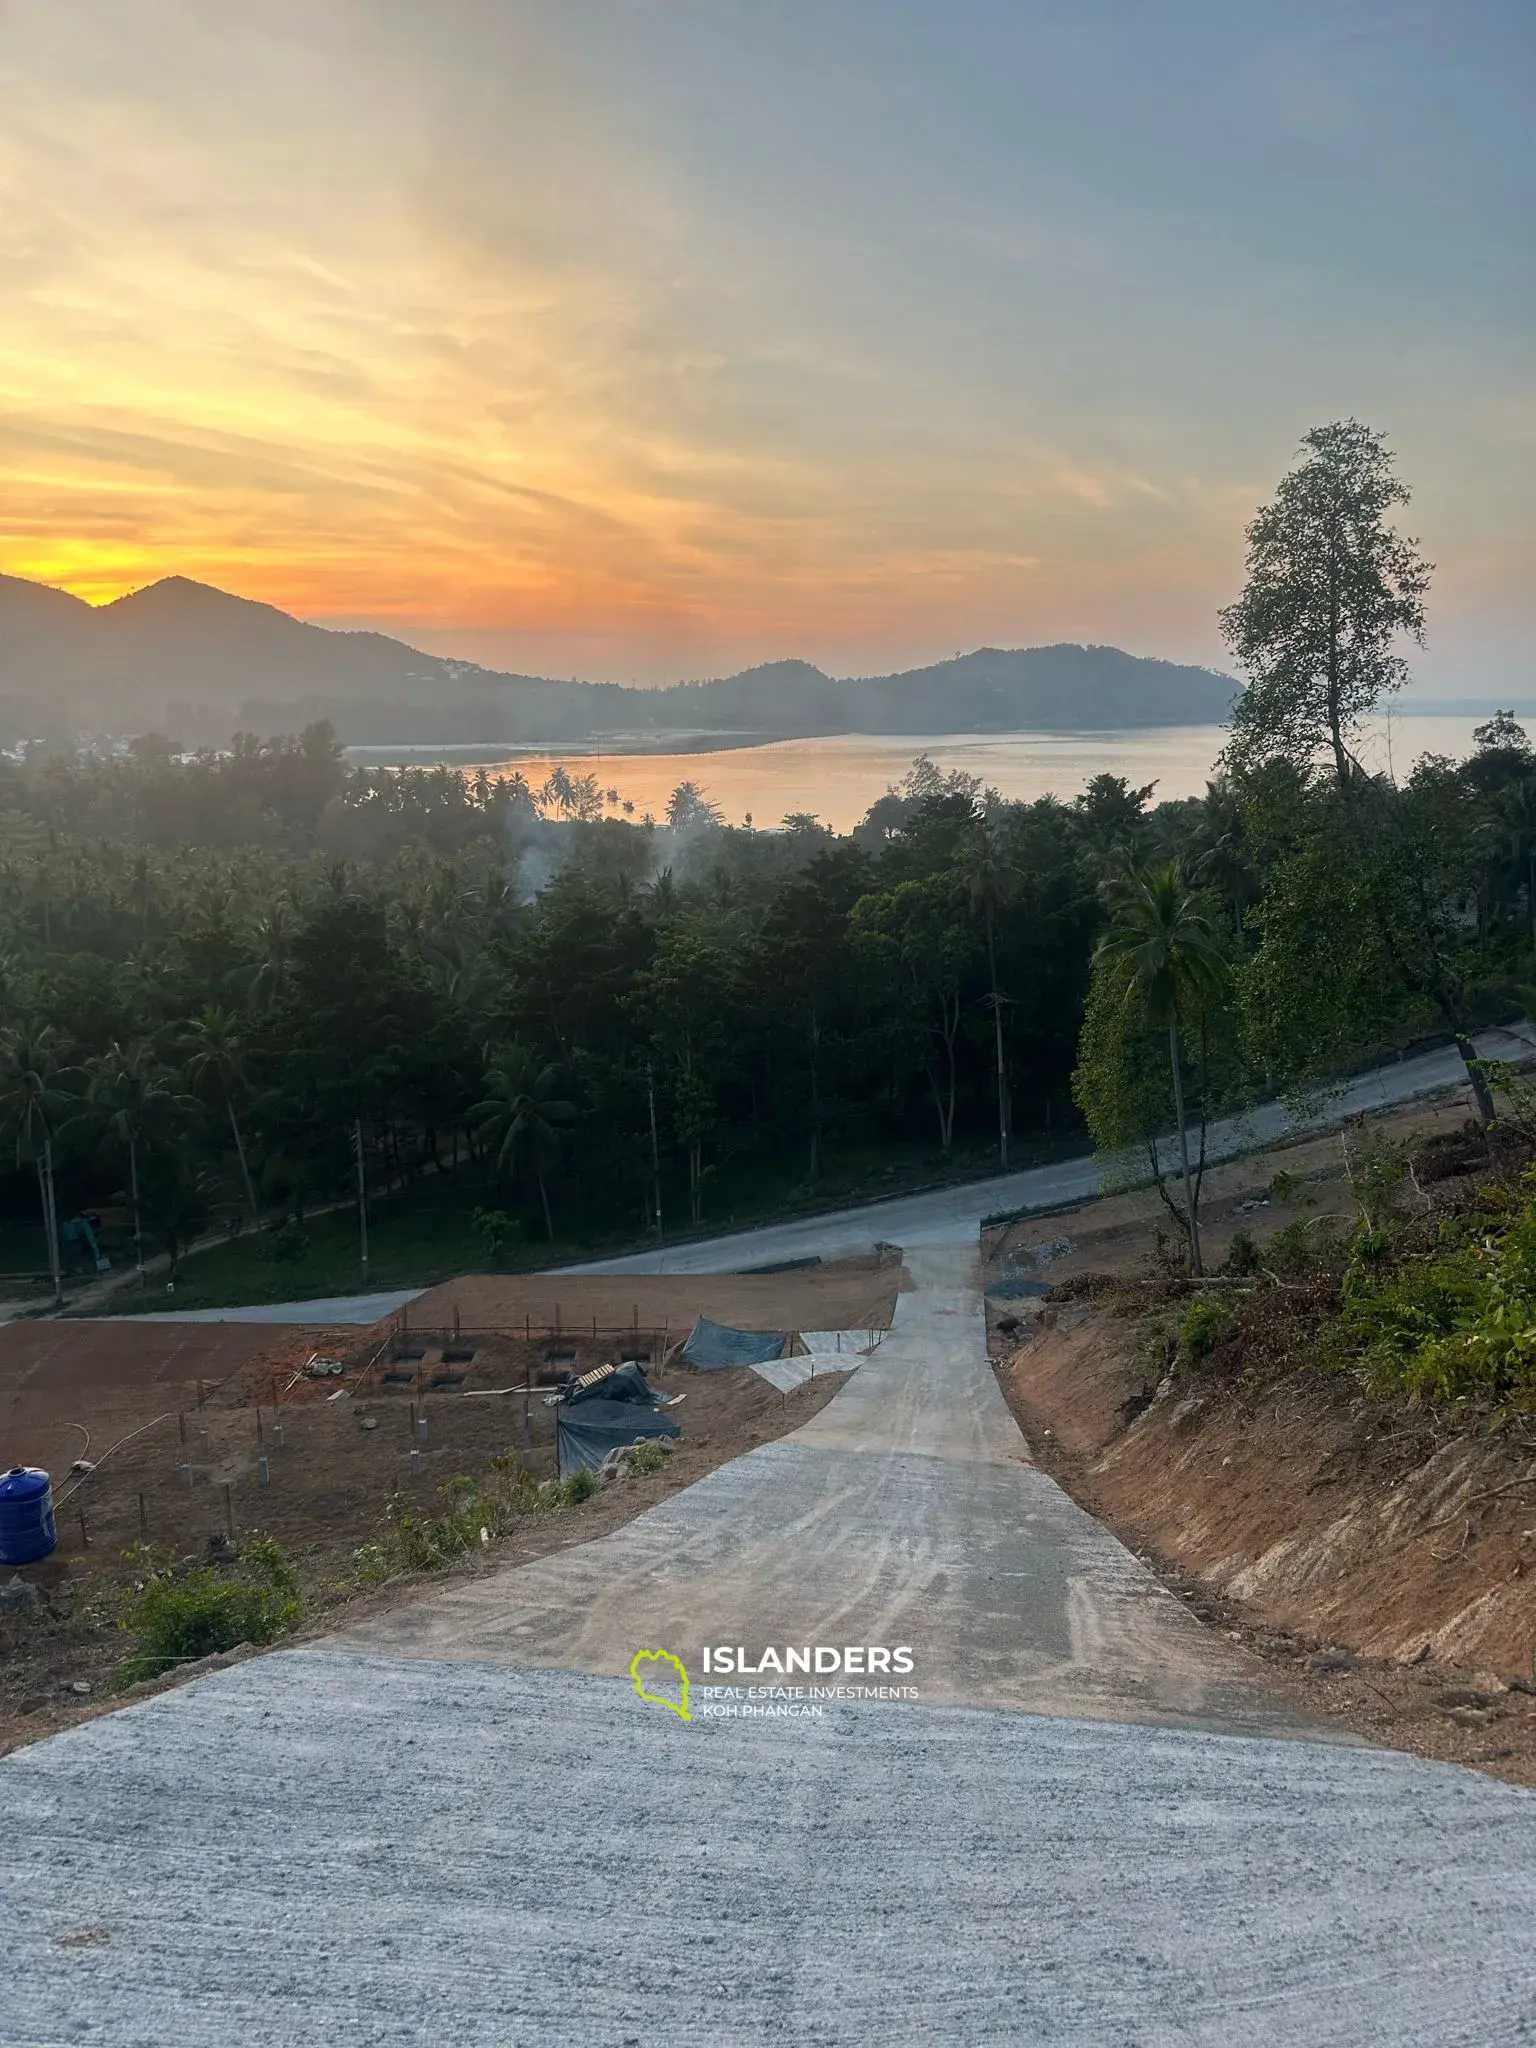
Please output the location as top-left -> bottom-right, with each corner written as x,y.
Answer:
0,1023 -> 74,1304
183,1006 -> 261,1223
471,1046 -> 576,1241
82,1041 -> 192,1291
1096,863 -> 1226,1274
961,821 -> 1017,1170
239,902 -> 297,1009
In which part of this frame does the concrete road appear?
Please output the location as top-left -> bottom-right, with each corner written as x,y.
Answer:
91,1288 -> 420,1326
8,1050 -> 1536,2039
567,1023 -> 1536,1276
338,1248 -> 1304,1733
4,1653 -> 1534,2048
7,1241 -> 1536,2042
56,1023 -> 1531,1326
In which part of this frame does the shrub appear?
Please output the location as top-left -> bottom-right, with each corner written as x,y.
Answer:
262,1220 -> 310,1266
630,1440 -> 669,1475
472,1207 -> 522,1263
115,1537 -> 301,1688
1178,1295 -> 1233,1363
1342,1170 -> 1536,1401
563,1467 -> 597,1503
1223,1228 -> 1260,1276
1266,1214 -> 1342,1275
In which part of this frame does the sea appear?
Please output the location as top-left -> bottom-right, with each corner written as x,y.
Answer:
345,714 -> 1496,836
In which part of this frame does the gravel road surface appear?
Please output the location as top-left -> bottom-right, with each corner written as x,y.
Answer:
4,1652 -> 1534,2048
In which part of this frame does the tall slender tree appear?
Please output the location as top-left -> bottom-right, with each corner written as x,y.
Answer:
183,1006 -> 261,1223
1221,420 -> 1431,794
0,1024 -> 73,1304
83,1041 -> 191,1291
1094,864 -> 1227,1274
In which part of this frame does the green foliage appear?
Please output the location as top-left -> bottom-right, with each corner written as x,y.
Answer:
354,1461 -> 598,1580
261,1219 -> 311,1265
1221,419 -> 1430,790
1178,1294 -> 1233,1362
1341,1174 -> 1536,1401
1265,1214 -> 1343,1275
471,1206 -> 522,1262
115,1537 -> 301,1688
1223,1228 -> 1260,1276
629,1439 -> 669,1474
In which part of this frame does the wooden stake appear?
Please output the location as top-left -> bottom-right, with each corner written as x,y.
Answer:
256,1407 -> 264,1445
178,1410 -> 187,1446
138,1492 -> 147,1536
77,1505 -> 89,1549
223,1483 -> 233,1539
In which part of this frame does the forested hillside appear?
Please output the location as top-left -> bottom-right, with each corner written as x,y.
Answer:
1,422 -> 1529,1301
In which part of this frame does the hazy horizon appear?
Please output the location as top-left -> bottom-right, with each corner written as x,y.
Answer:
3,2 -> 1531,691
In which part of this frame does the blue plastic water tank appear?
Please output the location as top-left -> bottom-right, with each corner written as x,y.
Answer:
0,1465 -> 57,1566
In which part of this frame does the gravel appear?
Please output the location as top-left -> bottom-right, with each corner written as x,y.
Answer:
3,1650 -> 1534,2047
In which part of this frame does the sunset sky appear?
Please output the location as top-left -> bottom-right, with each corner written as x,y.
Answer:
2,1 -> 1531,688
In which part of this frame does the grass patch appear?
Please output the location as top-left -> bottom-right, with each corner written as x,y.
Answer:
353,1459 -> 598,1581
113,1537 -> 302,1689
98,1123 -> 1092,1313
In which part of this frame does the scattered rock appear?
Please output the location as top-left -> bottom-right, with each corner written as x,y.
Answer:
361,1417 -> 378,1432
0,1575 -> 43,1615
1305,1646 -> 1357,1675
1440,1704 -> 1501,1729
1432,1687 -> 1501,1711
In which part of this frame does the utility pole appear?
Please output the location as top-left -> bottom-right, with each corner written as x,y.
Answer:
354,1118 -> 369,1277
646,1063 -> 663,1242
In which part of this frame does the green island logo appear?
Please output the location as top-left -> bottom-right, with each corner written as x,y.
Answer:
631,1648 -> 691,1721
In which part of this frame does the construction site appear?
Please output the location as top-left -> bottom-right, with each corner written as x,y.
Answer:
0,1255 -> 899,1748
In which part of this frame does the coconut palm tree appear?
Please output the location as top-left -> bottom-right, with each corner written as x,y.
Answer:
183,1006 -> 261,1223
471,1046 -> 576,1241
82,1041 -> 193,1291
0,1023 -> 74,1304
1096,862 -> 1226,1274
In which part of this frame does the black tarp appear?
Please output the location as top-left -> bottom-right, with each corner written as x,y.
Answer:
556,1399 -> 680,1478
680,1316 -> 787,1368
564,1362 -> 661,1407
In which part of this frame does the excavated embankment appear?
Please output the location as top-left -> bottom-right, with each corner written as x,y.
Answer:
998,1305 -> 1536,1780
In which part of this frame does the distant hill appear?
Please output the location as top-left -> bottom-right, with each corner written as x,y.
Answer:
0,572 -> 1235,744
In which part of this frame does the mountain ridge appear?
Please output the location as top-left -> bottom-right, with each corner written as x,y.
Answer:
0,571 -> 1237,744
